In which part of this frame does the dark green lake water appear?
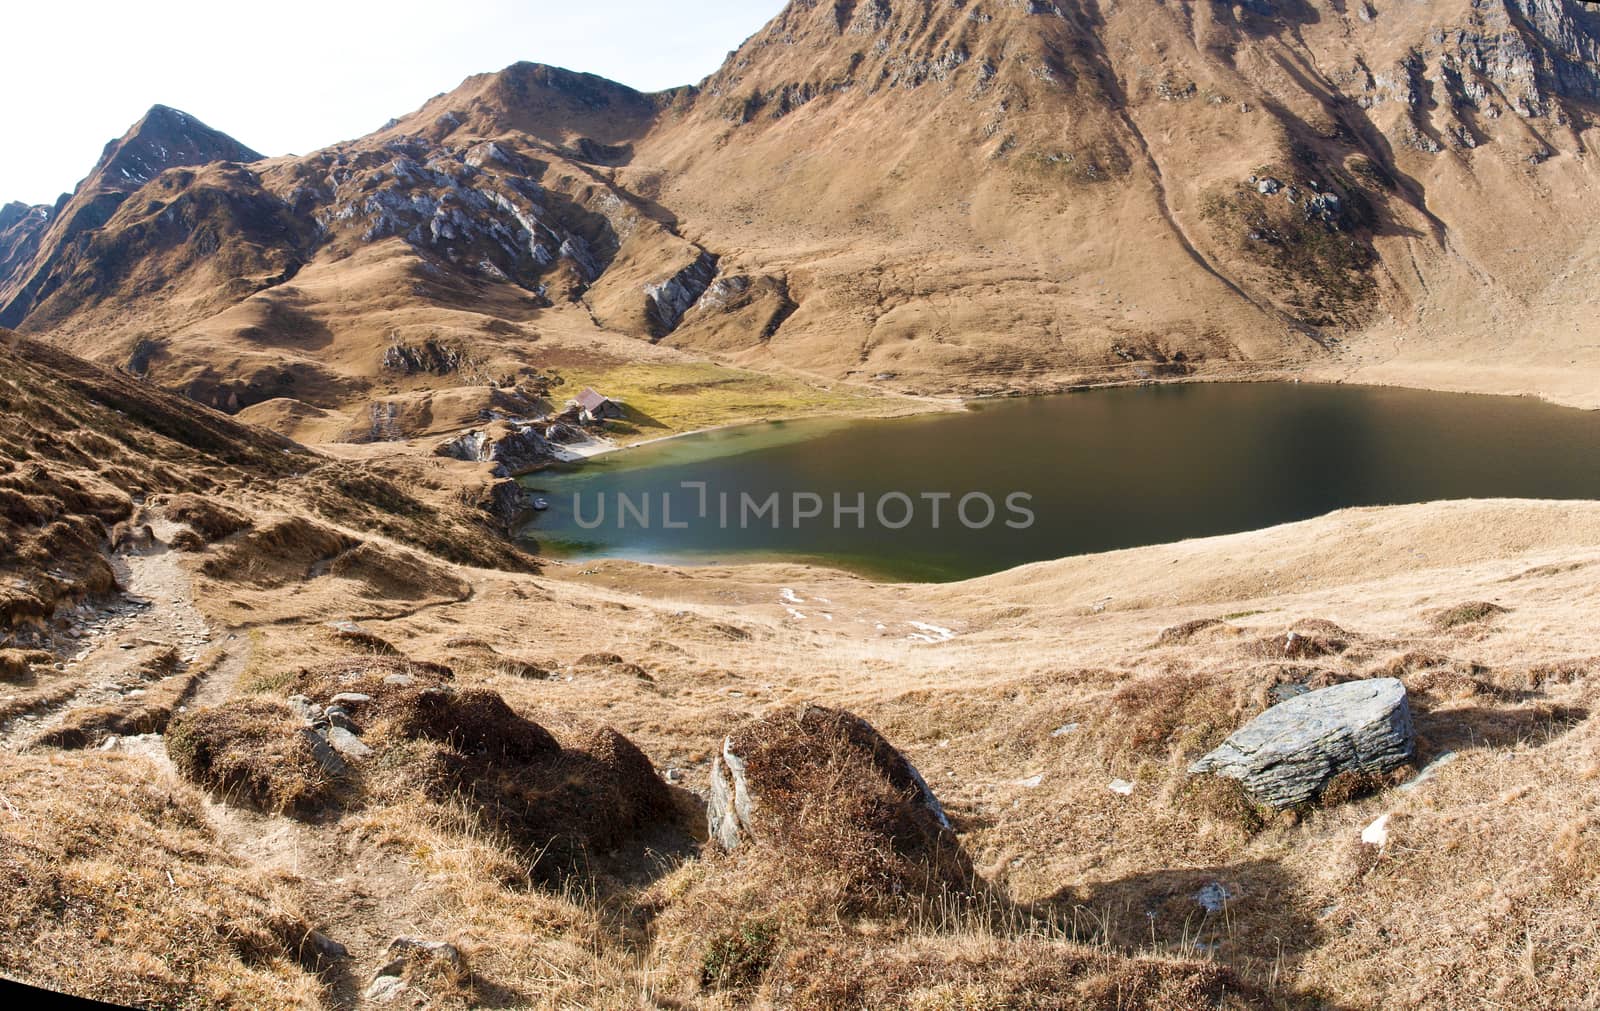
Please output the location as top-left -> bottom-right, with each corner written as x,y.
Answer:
518,383 -> 1600,582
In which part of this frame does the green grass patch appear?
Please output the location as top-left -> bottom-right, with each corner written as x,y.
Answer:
552,362 -> 895,442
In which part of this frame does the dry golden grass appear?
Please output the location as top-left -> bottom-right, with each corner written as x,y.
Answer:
164,494 -> 253,544
166,698 -> 342,815
0,753 -> 326,1009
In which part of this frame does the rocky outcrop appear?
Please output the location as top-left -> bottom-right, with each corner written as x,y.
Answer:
1190,678 -> 1415,808
484,478 -> 537,530
707,704 -> 952,851
644,251 -> 719,338
435,421 -> 553,476
382,338 -> 472,376
289,136 -> 615,298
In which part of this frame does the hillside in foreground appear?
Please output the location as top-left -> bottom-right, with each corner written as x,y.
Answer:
2,335 -> 1598,1008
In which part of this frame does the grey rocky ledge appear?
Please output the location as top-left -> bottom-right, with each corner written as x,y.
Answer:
1190,677 -> 1415,809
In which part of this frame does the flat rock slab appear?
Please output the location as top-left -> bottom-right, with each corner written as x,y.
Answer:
1190,677 -> 1414,808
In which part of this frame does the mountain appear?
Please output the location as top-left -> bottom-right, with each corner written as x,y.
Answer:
3,0 -> 1599,436
0,106 -> 266,331
634,0 -> 1600,396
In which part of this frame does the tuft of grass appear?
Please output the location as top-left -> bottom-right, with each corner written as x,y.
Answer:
166,698 -> 342,814
1430,601 -> 1510,631
700,917 -> 779,992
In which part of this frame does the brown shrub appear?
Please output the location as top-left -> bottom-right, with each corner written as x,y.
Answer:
286,657 -> 673,880
1107,673 -> 1241,758
1429,601 -> 1509,631
722,705 -> 976,906
166,493 -> 252,543
1525,657 -> 1596,689
166,698 -> 342,814
1156,618 -> 1224,646
1181,775 -> 1267,836
1319,769 -> 1391,807
1372,649 -> 1451,678
493,657 -> 551,680
1243,623 -> 1350,660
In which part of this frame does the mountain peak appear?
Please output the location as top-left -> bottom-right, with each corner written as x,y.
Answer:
394,61 -> 660,146
90,106 -> 262,194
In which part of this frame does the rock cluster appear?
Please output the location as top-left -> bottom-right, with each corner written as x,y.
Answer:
436,422 -> 554,477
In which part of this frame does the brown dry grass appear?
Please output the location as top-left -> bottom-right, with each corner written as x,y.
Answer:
165,494 -> 253,543
776,935 -> 1264,1010
0,753 -> 325,1009
166,698 -> 343,814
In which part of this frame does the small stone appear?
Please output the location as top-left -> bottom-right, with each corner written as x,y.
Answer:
1196,882 -> 1232,913
304,929 -> 348,964
1109,779 -> 1135,795
324,706 -> 356,731
299,729 -> 350,777
330,692 -> 373,706
1015,774 -> 1044,788
383,673 -> 415,687
326,726 -> 373,760
286,695 -> 321,724
374,938 -> 465,982
364,976 -> 408,1003
1050,723 -> 1079,737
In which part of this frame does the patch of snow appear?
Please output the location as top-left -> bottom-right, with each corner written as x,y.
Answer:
1051,723 -> 1080,737
1361,813 -> 1391,848
1015,774 -> 1044,788
780,588 -> 805,605
784,607 -> 806,621
907,621 -> 955,643
1109,779 -> 1135,796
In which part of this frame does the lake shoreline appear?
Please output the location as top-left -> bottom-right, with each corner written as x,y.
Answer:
522,379 -> 1600,582
552,367 -> 1596,472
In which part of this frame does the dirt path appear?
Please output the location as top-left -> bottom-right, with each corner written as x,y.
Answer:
1,516 -> 221,747
0,511 -> 426,1007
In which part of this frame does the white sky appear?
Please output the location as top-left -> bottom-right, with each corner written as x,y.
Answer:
0,0 -> 787,206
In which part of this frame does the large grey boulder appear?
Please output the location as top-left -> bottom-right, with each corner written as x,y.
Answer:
1189,678 -> 1414,808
